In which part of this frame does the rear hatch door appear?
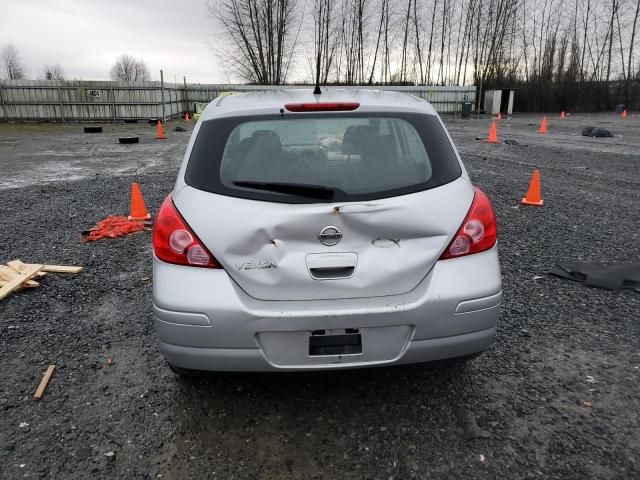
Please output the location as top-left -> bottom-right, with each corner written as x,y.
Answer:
174,179 -> 472,301
176,109 -> 470,301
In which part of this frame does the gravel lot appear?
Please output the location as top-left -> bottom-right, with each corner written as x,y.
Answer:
1,112 -> 639,479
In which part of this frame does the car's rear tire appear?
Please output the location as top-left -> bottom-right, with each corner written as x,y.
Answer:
167,362 -> 203,377
431,352 -> 483,368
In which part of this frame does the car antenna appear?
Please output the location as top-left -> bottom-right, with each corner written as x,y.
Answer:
313,64 -> 322,95
313,44 -> 322,94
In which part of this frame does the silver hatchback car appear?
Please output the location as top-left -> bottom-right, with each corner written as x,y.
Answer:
152,89 -> 502,373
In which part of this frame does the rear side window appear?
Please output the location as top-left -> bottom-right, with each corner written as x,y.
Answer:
186,113 -> 461,203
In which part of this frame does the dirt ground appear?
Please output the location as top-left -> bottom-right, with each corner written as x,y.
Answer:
0,112 -> 639,479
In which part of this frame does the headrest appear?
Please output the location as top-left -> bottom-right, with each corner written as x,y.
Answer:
342,125 -> 373,155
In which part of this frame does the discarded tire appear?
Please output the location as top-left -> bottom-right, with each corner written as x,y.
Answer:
124,119 -> 138,124
118,136 -> 140,144
148,118 -> 159,126
84,126 -> 103,133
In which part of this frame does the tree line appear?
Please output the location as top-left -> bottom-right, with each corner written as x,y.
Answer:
210,0 -> 640,111
0,46 -> 150,83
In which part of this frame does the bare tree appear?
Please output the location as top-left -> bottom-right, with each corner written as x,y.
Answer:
399,0 -> 412,83
413,0 -> 425,83
367,0 -> 388,84
606,0 -> 620,83
339,0 -> 373,85
426,0 -> 439,84
627,0 -> 640,100
209,0 -> 300,84
1,44 -> 26,80
110,54 -> 150,81
213,0 -> 640,108
312,0 -> 340,85
42,63 -> 65,81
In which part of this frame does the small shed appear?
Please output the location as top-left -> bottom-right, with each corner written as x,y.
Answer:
484,89 -> 515,115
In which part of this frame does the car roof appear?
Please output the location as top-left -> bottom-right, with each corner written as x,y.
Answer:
202,88 -> 437,120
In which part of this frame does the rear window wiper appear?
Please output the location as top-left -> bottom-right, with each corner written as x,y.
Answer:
233,181 -> 339,200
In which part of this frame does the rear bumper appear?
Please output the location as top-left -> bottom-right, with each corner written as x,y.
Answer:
152,246 -> 502,372
158,326 -> 497,372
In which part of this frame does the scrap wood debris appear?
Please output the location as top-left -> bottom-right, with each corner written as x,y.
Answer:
81,215 -> 151,242
0,260 -> 83,301
34,365 -> 56,401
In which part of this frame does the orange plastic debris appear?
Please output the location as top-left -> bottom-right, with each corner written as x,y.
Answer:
128,182 -> 151,221
156,121 -> 166,140
486,121 -> 499,143
82,216 -> 150,242
522,169 -> 544,206
538,116 -> 548,134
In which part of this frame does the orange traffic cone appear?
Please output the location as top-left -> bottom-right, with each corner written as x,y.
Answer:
486,121 -> 499,143
538,116 -> 548,134
622,109 -> 628,118
560,111 -> 565,119
497,112 -> 502,120
185,112 -> 191,122
156,121 -> 166,140
522,169 -> 544,206
128,182 -> 151,221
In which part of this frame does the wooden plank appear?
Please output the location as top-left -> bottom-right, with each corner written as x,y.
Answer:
0,266 -> 16,281
1,267 -> 23,291
19,263 -> 82,274
5,260 -> 82,277
34,365 -> 56,401
4,261 -> 46,278
12,279 -> 40,289
7,259 -> 26,271
40,265 -> 83,274
2,263 -> 38,290
0,264 -> 43,301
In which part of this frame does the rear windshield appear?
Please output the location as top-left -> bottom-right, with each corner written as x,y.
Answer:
185,113 -> 461,203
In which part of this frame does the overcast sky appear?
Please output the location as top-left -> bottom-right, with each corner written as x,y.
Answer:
0,0 -> 230,83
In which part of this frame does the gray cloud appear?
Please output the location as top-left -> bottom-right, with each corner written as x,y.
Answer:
0,0 -> 225,83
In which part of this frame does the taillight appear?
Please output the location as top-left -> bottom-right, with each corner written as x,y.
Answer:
153,195 -> 222,268
284,102 -> 360,112
439,187 -> 497,260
